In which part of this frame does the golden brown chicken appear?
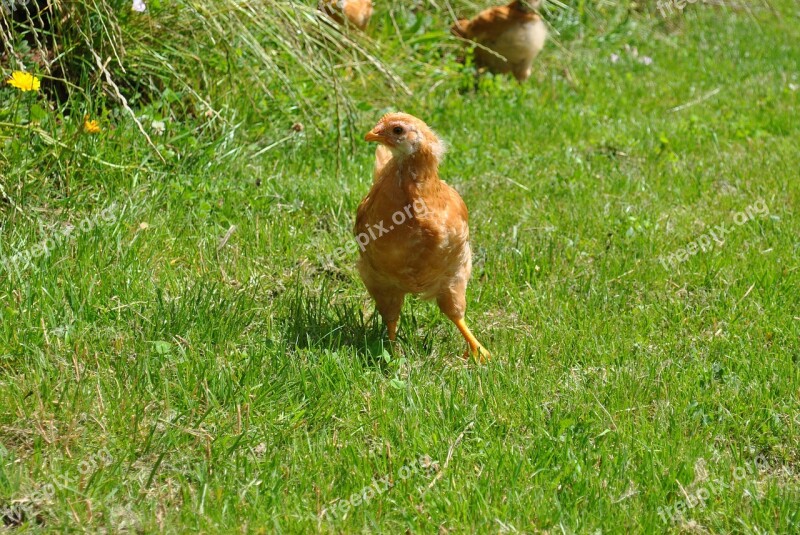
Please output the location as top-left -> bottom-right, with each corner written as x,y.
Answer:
451,0 -> 547,82
354,112 -> 490,361
319,0 -> 373,31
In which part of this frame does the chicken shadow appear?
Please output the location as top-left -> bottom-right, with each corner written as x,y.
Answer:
280,284 -> 402,370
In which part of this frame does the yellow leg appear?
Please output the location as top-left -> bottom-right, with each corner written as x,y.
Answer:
454,318 -> 491,362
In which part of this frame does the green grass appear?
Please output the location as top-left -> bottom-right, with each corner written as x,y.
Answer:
1,0 -> 799,532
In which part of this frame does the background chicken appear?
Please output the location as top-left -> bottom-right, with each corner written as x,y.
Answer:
355,112 -> 490,361
451,0 -> 547,82
319,0 -> 373,31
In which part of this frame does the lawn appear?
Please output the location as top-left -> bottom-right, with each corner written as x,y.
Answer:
1,0 -> 799,532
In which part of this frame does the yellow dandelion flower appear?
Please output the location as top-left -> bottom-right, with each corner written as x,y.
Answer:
6,71 -> 40,92
83,116 -> 102,134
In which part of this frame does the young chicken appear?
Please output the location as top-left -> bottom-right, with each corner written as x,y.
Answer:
451,0 -> 547,82
355,113 -> 490,361
319,0 -> 373,31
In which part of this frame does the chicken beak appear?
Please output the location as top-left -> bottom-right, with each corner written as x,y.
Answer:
364,129 -> 384,143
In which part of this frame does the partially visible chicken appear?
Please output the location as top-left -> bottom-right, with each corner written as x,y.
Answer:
451,0 -> 547,82
319,0 -> 373,31
355,112 -> 490,361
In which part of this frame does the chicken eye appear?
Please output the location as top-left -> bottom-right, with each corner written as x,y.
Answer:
392,126 -> 404,135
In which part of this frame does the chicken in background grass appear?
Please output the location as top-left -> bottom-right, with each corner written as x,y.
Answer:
319,0 -> 373,31
355,113 -> 490,362
451,0 -> 547,82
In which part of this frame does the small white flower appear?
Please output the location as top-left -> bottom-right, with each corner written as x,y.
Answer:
132,0 -> 146,12
610,53 -> 620,63
640,56 -> 654,66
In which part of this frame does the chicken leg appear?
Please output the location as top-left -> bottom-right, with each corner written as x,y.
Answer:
453,317 -> 491,362
437,284 -> 491,362
360,271 -> 405,343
